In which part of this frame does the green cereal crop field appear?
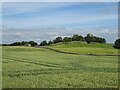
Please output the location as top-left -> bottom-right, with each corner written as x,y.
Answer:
48,42 -> 119,55
2,45 -> 118,88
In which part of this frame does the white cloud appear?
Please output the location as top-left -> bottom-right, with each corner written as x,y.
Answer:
2,27 -> 118,44
36,38 -> 41,40
16,33 -> 21,35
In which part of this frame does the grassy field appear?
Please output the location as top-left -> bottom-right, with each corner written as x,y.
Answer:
2,46 -> 118,88
48,42 -> 119,55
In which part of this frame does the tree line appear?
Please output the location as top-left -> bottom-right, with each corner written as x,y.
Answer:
2,33 -> 106,46
2,41 -> 38,46
3,34 -> 106,46
40,33 -> 106,46
1,33 -> 120,49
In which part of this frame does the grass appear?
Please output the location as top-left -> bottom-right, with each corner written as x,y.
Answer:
2,46 -> 118,88
48,42 -> 119,55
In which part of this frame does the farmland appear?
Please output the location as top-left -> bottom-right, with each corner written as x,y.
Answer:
48,42 -> 119,55
2,45 -> 118,88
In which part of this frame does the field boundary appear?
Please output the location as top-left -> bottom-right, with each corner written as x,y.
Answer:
36,46 -> 120,56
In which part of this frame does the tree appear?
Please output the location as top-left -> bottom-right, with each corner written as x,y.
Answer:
2,44 -> 9,46
114,38 -> 120,49
102,38 -> 106,43
9,41 -> 38,46
21,41 -> 29,46
10,42 -> 22,46
63,37 -> 72,44
28,41 -> 38,46
84,33 -> 93,44
53,37 -> 62,43
79,35 -> 84,41
40,40 -> 47,46
48,41 -> 53,45
72,35 -> 83,41
84,34 -> 106,44
98,38 -> 106,43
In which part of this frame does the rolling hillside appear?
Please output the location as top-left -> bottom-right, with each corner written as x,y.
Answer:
47,42 -> 119,55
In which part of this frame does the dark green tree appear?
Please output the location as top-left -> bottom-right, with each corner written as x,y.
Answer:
102,38 -> 106,43
10,42 -> 21,46
29,41 -> 38,46
84,33 -> 93,43
48,41 -> 53,45
114,38 -> 120,49
53,37 -> 62,43
84,34 -> 106,44
21,41 -> 29,46
2,44 -> 9,46
72,35 -> 83,41
63,37 -> 72,44
97,38 -> 106,43
40,40 -> 47,46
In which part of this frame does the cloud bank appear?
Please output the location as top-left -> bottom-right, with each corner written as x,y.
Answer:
2,28 -> 118,44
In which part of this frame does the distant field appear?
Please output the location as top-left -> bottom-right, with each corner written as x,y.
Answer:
48,42 -> 119,55
2,46 -> 118,88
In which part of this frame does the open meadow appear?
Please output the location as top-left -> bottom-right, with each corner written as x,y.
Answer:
2,45 -> 118,88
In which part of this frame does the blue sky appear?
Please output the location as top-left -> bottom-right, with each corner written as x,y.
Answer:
1,2 -> 118,43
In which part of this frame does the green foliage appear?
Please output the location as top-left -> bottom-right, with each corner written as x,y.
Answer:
8,41 -> 38,46
84,33 -> 92,43
47,41 -> 53,45
53,37 -> 62,43
2,46 -> 118,88
114,38 -> 120,49
2,44 -> 10,46
84,33 -> 106,44
63,37 -> 72,44
10,42 -> 22,46
3,34 -> 107,46
28,41 -> 38,46
72,34 -> 83,41
40,40 -> 47,46
21,41 -> 29,46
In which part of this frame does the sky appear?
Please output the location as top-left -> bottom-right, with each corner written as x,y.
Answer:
1,2 -> 118,44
